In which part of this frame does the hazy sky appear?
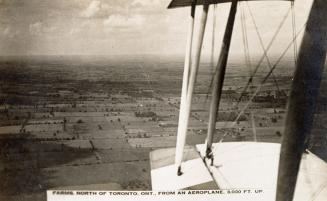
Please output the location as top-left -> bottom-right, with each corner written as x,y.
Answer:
0,0 -> 313,56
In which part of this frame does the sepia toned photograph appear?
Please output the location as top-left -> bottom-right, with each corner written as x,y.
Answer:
0,0 -> 326,201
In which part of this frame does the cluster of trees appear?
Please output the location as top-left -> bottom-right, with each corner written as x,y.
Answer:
134,111 -> 156,118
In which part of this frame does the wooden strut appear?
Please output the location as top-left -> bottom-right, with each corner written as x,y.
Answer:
175,2 -> 209,176
175,0 -> 197,176
276,0 -> 327,200
206,0 -> 238,158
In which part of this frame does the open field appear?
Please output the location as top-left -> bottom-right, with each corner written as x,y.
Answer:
0,55 -> 326,201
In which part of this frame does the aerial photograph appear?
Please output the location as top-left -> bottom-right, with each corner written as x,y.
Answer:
0,0 -> 326,201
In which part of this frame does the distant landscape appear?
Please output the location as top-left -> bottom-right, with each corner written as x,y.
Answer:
0,55 -> 326,201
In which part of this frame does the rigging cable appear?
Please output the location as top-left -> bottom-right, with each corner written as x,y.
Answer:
211,4 -> 217,73
216,7 -> 292,129
204,4 -> 291,108
215,22 -> 307,146
240,2 -> 252,76
202,4 -> 292,139
232,6 -> 291,104
137,64 -> 154,93
246,2 -> 280,93
205,6 -> 291,108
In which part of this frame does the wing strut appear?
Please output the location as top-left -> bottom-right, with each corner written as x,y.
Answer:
175,0 -> 196,176
276,0 -> 327,200
175,1 -> 209,175
206,0 -> 238,158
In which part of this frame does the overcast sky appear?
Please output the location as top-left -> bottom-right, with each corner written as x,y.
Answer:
0,0 -> 313,56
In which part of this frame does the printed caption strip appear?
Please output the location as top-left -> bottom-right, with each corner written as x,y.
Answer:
48,189 -> 270,201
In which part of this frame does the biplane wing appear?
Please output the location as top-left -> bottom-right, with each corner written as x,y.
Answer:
168,0 -> 292,9
150,146 -> 218,190
150,0 -> 327,201
150,142 -> 327,201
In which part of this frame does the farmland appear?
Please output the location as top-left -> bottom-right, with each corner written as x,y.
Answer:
0,55 -> 326,201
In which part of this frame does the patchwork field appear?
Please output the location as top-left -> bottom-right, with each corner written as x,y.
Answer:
0,55 -> 326,201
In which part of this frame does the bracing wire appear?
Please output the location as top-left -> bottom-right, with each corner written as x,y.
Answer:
240,2 -> 252,76
250,112 -> 257,142
211,4 -> 217,73
241,8 -> 249,69
204,3 -> 291,109
213,7 -> 292,128
202,4 -> 292,138
215,22 -> 307,146
138,64 -> 153,92
205,6 -> 291,108
240,3 -> 257,142
246,2 -> 281,93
